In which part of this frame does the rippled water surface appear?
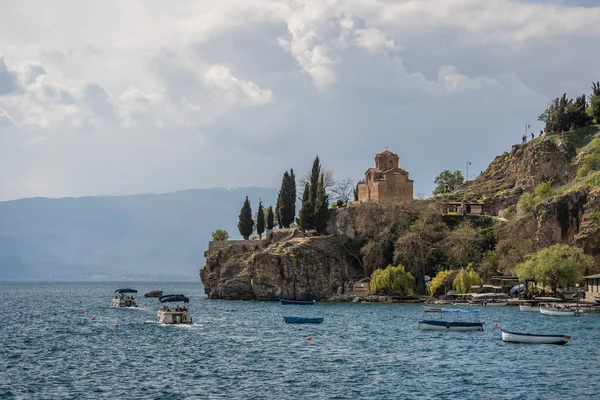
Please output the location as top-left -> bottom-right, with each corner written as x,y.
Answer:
1,282 -> 600,399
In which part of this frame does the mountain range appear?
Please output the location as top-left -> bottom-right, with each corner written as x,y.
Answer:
0,187 -> 277,281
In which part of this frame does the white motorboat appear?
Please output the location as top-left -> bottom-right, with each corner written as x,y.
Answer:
501,329 -> 571,345
539,307 -> 579,316
519,304 -> 539,312
418,308 -> 484,332
157,294 -> 192,324
423,306 -> 444,312
482,300 -> 508,307
112,288 -> 138,308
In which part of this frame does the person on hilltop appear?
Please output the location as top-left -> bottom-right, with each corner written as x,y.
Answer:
531,132 -> 534,140
522,134 -> 526,143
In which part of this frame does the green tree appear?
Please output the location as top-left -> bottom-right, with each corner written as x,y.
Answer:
433,170 -> 464,195
370,264 -> 415,295
256,200 -> 265,239
237,196 -> 254,240
211,229 -> 229,241
354,183 -> 359,201
445,222 -> 481,268
427,269 -> 457,296
591,81 -> 600,123
453,264 -> 483,294
314,173 -> 329,234
298,182 -> 314,231
538,93 -> 591,132
308,156 -> 321,207
276,170 -> 296,228
267,206 -> 274,230
517,244 -> 592,293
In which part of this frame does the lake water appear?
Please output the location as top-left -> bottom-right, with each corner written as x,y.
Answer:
1,282 -> 599,399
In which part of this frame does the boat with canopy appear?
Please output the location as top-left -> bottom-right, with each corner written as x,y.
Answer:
418,308 -> 484,332
157,294 -> 192,324
112,289 -> 138,308
501,329 -> 571,345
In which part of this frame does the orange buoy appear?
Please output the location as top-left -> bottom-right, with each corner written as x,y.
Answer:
487,318 -> 491,321
91,316 -> 96,321
494,323 -> 499,327
307,336 -> 312,341
218,315 -> 221,319
114,323 -> 119,328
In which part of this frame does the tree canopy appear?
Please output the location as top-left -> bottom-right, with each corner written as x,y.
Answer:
267,206 -> 274,230
276,170 -> 296,228
211,229 -> 229,241
370,264 -> 415,295
237,196 -> 254,240
433,170 -> 464,195
453,264 -> 483,294
538,93 -> 591,132
517,244 -> 592,292
256,200 -> 265,239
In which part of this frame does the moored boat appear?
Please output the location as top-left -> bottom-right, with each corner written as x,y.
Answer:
519,304 -> 539,312
157,294 -> 192,324
280,300 -> 315,305
423,306 -> 444,312
418,308 -> 484,332
501,329 -> 571,345
144,290 -> 163,298
283,316 -> 323,324
482,300 -> 508,307
540,307 -> 579,317
112,288 -> 138,308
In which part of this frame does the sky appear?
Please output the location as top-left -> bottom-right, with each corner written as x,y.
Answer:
1,0 -> 600,201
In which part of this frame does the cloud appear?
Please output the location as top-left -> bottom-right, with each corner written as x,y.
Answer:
0,0 -> 599,200
0,55 -> 20,95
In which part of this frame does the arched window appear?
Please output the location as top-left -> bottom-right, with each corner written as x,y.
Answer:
389,160 -> 393,169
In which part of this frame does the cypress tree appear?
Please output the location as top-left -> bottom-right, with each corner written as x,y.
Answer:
267,206 -> 274,230
287,169 -> 297,225
299,182 -> 314,231
237,196 -> 254,240
256,200 -> 265,239
308,156 -> 321,209
354,183 -> 359,201
275,195 -> 282,228
314,173 -> 329,235
277,170 -> 297,228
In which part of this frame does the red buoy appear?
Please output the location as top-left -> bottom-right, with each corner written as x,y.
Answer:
307,336 -> 312,341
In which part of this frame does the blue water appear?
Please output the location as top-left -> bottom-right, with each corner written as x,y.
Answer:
1,282 -> 600,399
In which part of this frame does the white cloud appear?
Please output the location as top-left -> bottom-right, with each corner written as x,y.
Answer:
0,0 -> 599,200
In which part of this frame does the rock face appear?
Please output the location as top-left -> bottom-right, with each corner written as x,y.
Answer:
201,236 -> 363,300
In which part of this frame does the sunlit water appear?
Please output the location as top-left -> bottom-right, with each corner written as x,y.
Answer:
1,282 -> 600,399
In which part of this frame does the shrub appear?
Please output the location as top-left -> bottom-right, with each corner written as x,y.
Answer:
427,269 -> 456,296
534,180 -> 554,200
517,192 -> 536,215
370,264 -> 415,295
211,229 -> 229,241
576,152 -> 600,179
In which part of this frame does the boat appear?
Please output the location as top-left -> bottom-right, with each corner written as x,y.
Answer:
539,307 -> 579,317
144,290 -> 163,298
283,316 -> 323,324
280,300 -> 315,305
157,294 -> 192,324
111,288 -> 138,308
423,306 -> 444,312
519,304 -> 539,312
501,329 -> 571,345
482,300 -> 508,307
469,292 -> 509,307
418,308 -> 484,332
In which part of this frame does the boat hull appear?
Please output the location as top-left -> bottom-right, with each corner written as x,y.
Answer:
283,316 -> 323,324
540,308 -> 575,316
280,300 -> 315,305
519,305 -> 539,312
423,306 -> 444,312
418,320 -> 483,332
111,298 -> 137,308
483,301 -> 508,307
501,330 -> 570,345
157,310 -> 192,324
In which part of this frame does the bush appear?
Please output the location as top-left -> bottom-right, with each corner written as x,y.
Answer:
517,192 -> 536,215
370,264 -> 415,295
336,199 -> 345,207
534,180 -> 554,200
211,229 -> 229,241
576,152 -> 600,179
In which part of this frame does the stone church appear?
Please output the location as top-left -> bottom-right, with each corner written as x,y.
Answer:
357,148 -> 414,203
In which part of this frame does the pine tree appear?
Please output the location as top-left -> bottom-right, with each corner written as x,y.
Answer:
237,196 -> 254,240
267,206 -> 274,230
314,173 -> 329,235
298,182 -> 314,231
256,200 -> 265,239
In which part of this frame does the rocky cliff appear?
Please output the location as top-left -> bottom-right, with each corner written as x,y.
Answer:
201,235 -> 363,300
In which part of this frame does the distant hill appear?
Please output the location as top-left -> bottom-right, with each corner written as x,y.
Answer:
0,187 -> 278,281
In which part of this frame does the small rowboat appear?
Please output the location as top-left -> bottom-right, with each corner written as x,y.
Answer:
283,316 -> 323,324
519,304 -> 539,312
483,301 -> 508,307
280,300 -> 315,305
418,320 -> 484,332
540,307 -> 577,317
423,306 -> 444,312
501,329 -> 571,345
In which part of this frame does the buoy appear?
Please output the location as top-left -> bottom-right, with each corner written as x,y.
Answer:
91,316 -> 96,321
114,323 -> 119,328
494,323 -> 498,327
307,336 -> 312,341
331,312 -> 334,315
487,317 -> 491,321
218,315 -> 221,319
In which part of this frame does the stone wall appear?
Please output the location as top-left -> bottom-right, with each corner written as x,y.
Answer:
207,239 -> 269,253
